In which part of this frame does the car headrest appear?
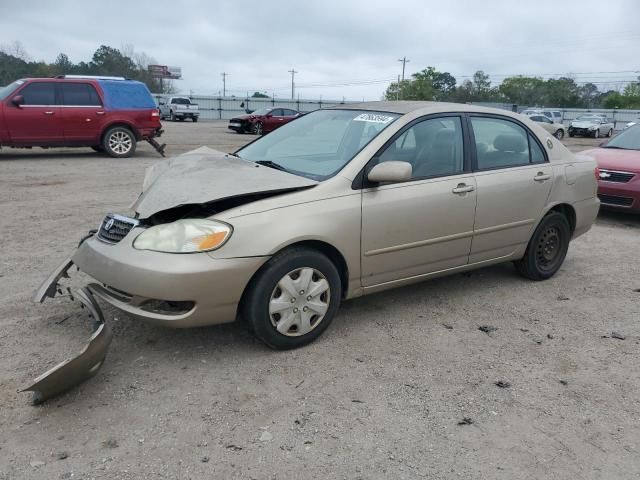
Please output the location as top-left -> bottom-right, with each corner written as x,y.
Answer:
494,134 -> 526,153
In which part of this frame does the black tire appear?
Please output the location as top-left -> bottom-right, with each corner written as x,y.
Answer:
192,117 -> 199,123
593,129 -> 599,139
568,131 -> 574,137
91,145 -> 104,152
178,117 -> 185,122
608,128 -> 613,137
515,212 -> 571,281
241,247 -> 342,350
102,126 -> 136,158
554,129 -> 564,140
170,111 -> 175,121
252,121 -> 263,135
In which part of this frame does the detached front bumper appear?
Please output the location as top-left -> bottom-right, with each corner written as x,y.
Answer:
22,233 -> 268,404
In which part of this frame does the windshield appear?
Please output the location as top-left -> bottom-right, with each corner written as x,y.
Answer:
576,116 -> 600,121
0,80 -> 24,100
236,109 -> 400,180
604,124 -> 640,150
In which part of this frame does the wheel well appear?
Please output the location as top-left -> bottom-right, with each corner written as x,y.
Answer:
284,240 -> 349,298
548,203 -> 576,234
101,123 -> 139,143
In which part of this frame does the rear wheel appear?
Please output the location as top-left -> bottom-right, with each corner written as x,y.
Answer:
241,248 -> 341,350
554,129 -> 564,140
516,212 -> 570,281
608,128 -> 613,137
170,111 -> 175,122
103,127 -> 136,158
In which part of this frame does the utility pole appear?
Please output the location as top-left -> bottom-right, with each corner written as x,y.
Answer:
288,68 -> 298,99
221,72 -> 228,97
398,56 -> 409,100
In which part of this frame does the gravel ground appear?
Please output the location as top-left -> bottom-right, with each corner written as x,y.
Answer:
1,121 -> 639,479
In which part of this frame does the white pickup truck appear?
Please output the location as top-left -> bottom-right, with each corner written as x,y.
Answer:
158,97 -> 200,122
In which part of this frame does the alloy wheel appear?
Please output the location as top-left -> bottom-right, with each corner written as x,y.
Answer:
108,131 -> 133,155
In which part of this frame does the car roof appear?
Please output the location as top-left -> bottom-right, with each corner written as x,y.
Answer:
333,100 -> 527,120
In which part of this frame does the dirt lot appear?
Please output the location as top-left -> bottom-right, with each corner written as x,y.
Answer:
1,121 -> 639,480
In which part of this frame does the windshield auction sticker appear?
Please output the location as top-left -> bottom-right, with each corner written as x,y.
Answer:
353,113 -> 395,124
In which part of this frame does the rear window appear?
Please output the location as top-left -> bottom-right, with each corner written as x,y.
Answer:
97,80 -> 156,110
171,98 -> 191,105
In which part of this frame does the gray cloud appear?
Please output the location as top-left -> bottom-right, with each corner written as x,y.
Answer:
3,0 -> 639,99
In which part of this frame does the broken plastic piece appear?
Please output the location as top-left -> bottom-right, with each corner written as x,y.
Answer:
20,288 -> 112,405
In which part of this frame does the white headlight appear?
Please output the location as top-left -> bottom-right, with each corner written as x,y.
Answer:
133,219 -> 232,253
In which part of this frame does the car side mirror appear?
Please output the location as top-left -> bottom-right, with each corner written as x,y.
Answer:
11,95 -> 24,107
367,161 -> 412,183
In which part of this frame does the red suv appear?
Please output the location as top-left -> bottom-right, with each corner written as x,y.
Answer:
0,76 -> 162,157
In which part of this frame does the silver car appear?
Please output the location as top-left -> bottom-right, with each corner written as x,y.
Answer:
569,115 -> 615,138
528,114 -> 567,140
25,101 -> 600,403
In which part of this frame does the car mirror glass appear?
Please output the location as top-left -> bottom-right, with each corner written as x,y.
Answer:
368,161 -> 412,184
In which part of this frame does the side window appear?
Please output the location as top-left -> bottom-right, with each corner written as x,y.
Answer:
379,116 -> 464,179
271,109 -> 283,116
529,135 -> 545,164
530,116 -> 542,122
471,117 -> 530,170
284,109 -> 297,116
19,82 -> 55,105
60,83 -> 102,106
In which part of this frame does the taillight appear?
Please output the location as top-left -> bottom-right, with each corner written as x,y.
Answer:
151,111 -> 160,118
594,166 -> 600,180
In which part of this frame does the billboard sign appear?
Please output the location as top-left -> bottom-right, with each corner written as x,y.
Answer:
148,65 -> 182,79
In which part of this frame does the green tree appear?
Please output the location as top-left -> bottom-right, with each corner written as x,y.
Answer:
251,91 -> 269,98
499,76 -> 546,105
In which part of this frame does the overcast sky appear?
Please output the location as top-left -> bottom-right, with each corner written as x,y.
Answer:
2,0 -> 639,100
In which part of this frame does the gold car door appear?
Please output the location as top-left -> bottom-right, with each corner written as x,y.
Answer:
360,115 -> 477,287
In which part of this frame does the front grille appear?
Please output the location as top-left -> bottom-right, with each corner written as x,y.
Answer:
599,169 -> 635,183
598,194 -> 634,207
97,213 -> 139,244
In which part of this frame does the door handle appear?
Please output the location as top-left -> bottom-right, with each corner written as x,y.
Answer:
452,183 -> 475,194
43,111 -> 55,115
534,172 -> 551,182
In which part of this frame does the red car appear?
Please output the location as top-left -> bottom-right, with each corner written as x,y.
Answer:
228,107 -> 301,135
0,76 -> 162,158
583,124 -> 640,212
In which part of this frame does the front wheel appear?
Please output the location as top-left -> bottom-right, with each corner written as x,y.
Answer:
241,248 -> 341,350
515,212 -> 570,281
593,129 -> 599,138
252,121 -> 263,135
170,111 -> 175,122
608,128 -> 613,137
103,127 -> 136,158
554,129 -> 564,140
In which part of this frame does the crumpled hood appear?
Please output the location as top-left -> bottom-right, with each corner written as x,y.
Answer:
132,147 -> 318,218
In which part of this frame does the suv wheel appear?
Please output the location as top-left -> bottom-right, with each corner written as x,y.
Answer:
515,211 -> 570,281
103,127 -> 136,158
170,111 -> 175,121
241,248 -> 341,350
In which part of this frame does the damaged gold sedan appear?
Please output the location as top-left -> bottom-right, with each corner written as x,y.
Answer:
24,102 -> 600,403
